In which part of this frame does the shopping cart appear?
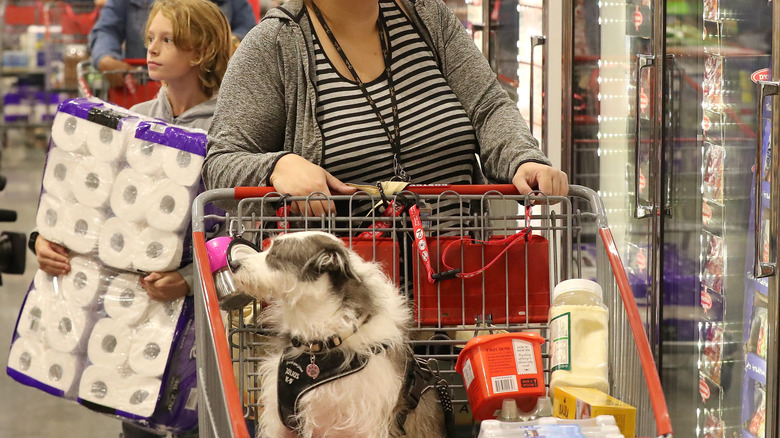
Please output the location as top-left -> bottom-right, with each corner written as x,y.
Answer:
76,59 -> 162,108
191,184 -> 673,438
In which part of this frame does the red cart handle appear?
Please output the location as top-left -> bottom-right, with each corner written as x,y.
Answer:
232,184 -> 523,200
124,58 -> 148,66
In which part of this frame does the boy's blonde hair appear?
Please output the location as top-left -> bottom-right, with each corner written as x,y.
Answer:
146,0 -> 233,97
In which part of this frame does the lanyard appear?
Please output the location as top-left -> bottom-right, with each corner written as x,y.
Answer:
309,1 -> 409,182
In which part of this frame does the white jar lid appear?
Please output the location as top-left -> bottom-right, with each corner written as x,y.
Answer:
553,278 -> 603,301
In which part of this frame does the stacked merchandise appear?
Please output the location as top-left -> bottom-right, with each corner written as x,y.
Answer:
699,1 -> 770,437
742,74 -> 771,438
7,97 -> 205,434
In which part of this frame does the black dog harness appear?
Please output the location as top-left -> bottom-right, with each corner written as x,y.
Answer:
275,313 -> 455,436
277,346 -> 456,437
277,347 -> 372,431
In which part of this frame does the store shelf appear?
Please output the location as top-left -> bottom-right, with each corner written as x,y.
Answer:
1,67 -> 47,76
0,122 -> 52,130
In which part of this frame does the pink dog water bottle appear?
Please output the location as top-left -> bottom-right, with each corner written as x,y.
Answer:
206,236 -> 252,310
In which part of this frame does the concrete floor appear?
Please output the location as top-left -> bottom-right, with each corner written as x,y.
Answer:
0,142 -> 120,437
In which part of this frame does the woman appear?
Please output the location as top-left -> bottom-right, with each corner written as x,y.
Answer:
34,0 -> 232,436
204,0 -> 568,216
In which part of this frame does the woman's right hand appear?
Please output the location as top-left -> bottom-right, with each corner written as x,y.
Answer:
35,236 -> 70,276
269,154 -> 356,216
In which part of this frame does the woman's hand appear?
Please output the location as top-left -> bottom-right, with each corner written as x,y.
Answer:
97,56 -> 135,88
269,154 -> 357,216
141,271 -> 190,301
35,236 -> 70,276
512,162 -> 569,199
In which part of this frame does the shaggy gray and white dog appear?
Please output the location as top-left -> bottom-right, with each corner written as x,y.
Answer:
228,231 -> 445,438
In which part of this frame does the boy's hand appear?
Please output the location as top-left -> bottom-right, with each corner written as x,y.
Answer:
141,271 -> 190,301
35,236 -> 70,276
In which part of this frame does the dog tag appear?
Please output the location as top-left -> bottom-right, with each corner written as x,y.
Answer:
306,363 -> 320,379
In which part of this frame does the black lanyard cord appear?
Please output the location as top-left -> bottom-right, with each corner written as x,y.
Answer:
309,1 -> 409,182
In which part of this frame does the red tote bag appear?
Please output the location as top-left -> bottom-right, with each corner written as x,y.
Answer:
413,228 -> 550,325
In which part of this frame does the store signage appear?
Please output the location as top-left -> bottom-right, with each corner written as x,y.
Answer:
699,377 -> 711,402
701,288 -> 713,313
702,201 -> 712,225
633,5 -> 643,32
635,248 -> 646,273
751,68 -> 770,84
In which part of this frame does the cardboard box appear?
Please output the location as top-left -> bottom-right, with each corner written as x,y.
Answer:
553,386 -> 636,437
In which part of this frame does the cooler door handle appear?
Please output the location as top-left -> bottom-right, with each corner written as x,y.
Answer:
634,54 -> 654,219
663,54 -> 677,217
529,35 -> 546,136
754,80 -> 779,278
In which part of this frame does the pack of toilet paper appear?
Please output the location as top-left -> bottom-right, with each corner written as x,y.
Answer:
8,267 -> 198,434
7,97 -> 203,434
37,97 -> 205,272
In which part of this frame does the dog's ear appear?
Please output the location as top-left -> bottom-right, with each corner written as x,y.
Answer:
301,244 -> 360,283
227,238 -> 261,273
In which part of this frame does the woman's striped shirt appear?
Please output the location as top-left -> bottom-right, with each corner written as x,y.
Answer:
312,0 -> 479,199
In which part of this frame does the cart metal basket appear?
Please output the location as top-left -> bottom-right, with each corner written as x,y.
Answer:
191,184 -> 673,438
77,59 -> 161,108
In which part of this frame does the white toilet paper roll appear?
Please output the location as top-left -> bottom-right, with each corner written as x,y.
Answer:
133,228 -> 184,273
34,269 -> 56,297
86,121 -> 126,162
127,323 -> 174,377
70,156 -> 116,208
60,204 -> 106,255
36,194 -> 65,244
44,304 -> 90,353
161,146 -> 204,188
40,350 -> 81,392
146,298 -> 184,330
78,365 -> 124,407
127,137 -> 165,176
61,256 -> 104,308
7,337 -> 46,380
104,273 -> 151,325
109,168 -> 153,223
51,112 -> 87,152
98,217 -> 143,270
16,288 -> 48,339
144,180 -> 192,232
42,147 -> 78,201
118,374 -> 162,417
87,318 -> 133,370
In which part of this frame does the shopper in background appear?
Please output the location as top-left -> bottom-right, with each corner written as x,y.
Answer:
33,0 -> 232,436
203,0 -> 568,215
88,0 -> 254,80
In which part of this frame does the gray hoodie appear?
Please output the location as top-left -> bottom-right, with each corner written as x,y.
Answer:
204,0 -> 550,191
130,87 -> 217,130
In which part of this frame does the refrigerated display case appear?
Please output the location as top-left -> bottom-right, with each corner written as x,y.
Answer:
446,0 -> 547,149
560,0 -> 780,437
